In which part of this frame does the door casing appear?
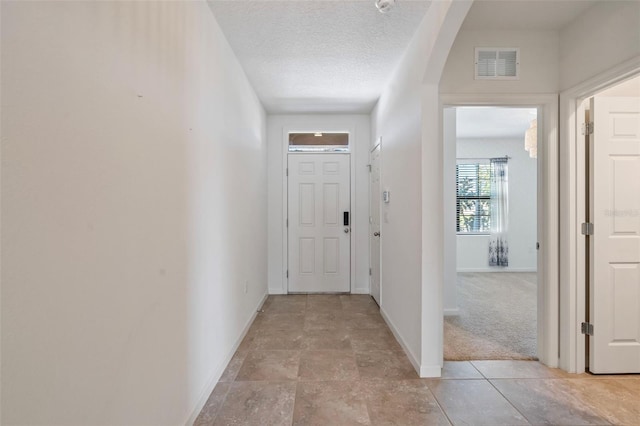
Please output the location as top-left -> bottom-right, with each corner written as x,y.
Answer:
370,140 -> 382,305
441,94 -> 559,368
287,153 -> 351,293
559,57 -> 640,373
281,127 -> 360,294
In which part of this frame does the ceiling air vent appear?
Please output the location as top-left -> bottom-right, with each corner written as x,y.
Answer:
475,48 -> 519,80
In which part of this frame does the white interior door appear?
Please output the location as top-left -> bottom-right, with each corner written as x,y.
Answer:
590,95 -> 640,373
288,154 -> 351,293
370,144 -> 381,305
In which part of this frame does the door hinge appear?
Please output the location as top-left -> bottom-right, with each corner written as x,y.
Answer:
581,322 -> 594,336
581,222 -> 594,236
286,168 -> 288,176
367,164 -> 372,172
286,218 -> 288,227
369,268 -> 372,276
286,270 -> 289,278
582,122 -> 594,135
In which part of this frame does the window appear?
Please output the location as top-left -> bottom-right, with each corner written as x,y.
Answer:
456,162 -> 491,233
288,132 -> 349,152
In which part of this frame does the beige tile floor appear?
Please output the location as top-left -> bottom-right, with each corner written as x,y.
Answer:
195,295 -> 640,425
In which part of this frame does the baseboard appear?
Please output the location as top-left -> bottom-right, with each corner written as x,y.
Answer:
443,308 -> 459,316
379,308 -> 421,376
269,288 -> 371,295
420,364 -> 442,378
456,268 -> 537,273
184,292 -> 268,426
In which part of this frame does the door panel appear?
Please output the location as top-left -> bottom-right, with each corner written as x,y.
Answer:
300,238 -> 315,274
288,154 -> 350,292
323,184 -> 339,224
323,238 -> 339,274
299,183 -> 315,225
370,145 -> 381,305
590,96 -> 640,373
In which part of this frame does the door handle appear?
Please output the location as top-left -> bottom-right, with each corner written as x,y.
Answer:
373,231 -> 380,237
344,228 -> 350,233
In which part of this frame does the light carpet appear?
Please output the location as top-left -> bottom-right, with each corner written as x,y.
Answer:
444,272 -> 537,361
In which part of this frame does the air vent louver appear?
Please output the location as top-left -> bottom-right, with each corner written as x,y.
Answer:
475,48 -> 519,80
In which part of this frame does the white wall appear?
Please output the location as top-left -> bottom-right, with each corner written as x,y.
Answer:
455,138 -> 537,272
1,2 -> 267,425
267,115 -> 370,295
372,0 -> 472,377
560,0 -> 640,91
443,109 -> 458,314
440,30 -> 560,94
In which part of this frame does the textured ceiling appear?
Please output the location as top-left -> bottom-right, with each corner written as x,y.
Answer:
208,0 -> 597,115
207,0 -> 431,113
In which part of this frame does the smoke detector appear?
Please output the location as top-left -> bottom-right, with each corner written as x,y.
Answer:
375,0 -> 396,13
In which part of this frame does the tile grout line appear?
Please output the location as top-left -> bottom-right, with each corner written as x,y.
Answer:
424,385 -> 455,426
486,378 -> 534,425
359,383 -> 374,426
205,381 -> 231,426
288,381 -> 299,426
468,360 -> 487,379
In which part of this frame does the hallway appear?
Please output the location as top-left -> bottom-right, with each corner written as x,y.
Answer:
195,295 -> 640,425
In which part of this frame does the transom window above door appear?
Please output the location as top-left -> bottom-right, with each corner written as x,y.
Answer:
288,132 -> 349,153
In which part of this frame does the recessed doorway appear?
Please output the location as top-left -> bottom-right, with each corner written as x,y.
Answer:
580,75 -> 640,374
286,132 -> 352,293
444,106 -> 539,360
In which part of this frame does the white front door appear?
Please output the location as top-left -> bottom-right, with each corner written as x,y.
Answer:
288,154 -> 351,293
370,144 -> 381,305
590,96 -> 640,373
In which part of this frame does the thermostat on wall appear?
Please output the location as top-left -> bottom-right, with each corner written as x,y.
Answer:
383,191 -> 390,203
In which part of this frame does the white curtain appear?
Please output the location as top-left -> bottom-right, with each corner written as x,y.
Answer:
489,158 -> 509,267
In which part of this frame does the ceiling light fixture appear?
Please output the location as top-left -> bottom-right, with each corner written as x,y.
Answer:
524,118 -> 537,159
375,0 -> 396,13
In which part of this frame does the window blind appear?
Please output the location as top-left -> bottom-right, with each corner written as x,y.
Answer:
456,163 -> 491,233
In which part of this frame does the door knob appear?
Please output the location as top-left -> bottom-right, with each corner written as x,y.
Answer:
344,228 -> 350,233
373,231 -> 380,237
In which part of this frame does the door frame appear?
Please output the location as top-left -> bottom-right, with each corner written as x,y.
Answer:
440,94 -> 559,368
286,153 -> 352,293
369,138 -> 382,305
559,56 -> 640,373
281,125 -> 358,294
